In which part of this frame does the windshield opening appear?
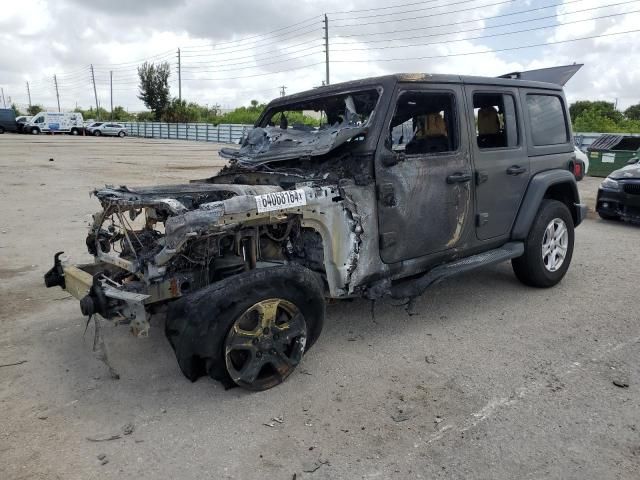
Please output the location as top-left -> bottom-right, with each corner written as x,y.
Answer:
261,88 -> 380,131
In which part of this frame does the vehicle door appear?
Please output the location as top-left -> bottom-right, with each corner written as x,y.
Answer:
375,84 -> 473,264
464,87 -> 529,240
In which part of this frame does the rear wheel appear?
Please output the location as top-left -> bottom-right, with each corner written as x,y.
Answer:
165,265 -> 325,391
0,126 -> 5,134
70,128 -> 79,135
512,200 -> 574,288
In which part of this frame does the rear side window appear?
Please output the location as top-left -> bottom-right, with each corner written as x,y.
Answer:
526,94 -> 568,146
473,93 -> 518,149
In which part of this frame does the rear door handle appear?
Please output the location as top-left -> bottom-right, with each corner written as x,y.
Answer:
446,172 -> 472,184
507,165 -> 527,175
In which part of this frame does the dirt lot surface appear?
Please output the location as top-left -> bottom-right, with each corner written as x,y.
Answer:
1,135 -> 638,480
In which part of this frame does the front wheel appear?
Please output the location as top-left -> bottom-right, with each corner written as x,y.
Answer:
0,126 -> 5,134
93,130 -> 101,136
31,127 -> 40,135
165,265 -> 325,391
70,128 -> 79,135
118,131 -> 126,138
512,200 -> 575,288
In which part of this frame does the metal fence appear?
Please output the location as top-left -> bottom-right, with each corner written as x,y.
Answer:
121,122 -> 253,144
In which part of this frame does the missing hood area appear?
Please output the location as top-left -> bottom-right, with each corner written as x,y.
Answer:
219,89 -> 380,166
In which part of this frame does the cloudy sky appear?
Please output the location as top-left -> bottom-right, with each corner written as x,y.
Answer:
1,0 -> 639,113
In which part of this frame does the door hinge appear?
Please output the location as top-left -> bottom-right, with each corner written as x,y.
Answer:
476,213 -> 489,226
377,183 -> 397,207
476,171 -> 488,185
379,232 -> 397,249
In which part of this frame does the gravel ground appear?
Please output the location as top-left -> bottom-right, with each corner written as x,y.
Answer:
1,135 -> 638,480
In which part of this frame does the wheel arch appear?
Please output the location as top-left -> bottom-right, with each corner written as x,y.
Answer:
512,169 -> 582,240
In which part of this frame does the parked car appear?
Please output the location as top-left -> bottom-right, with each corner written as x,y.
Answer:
596,156 -> 640,222
0,108 -> 18,133
25,111 -> 84,135
574,145 -> 589,179
45,66 -> 586,391
91,122 -> 127,137
84,122 -> 104,135
16,115 -> 32,133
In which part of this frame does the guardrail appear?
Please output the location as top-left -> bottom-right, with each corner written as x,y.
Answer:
121,122 -> 253,144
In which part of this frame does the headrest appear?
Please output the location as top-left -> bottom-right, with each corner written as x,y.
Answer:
424,113 -> 447,136
478,107 -> 500,135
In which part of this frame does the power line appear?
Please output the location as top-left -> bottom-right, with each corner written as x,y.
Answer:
180,40 -> 323,65
331,0 -> 521,26
331,9 -> 640,52
329,0 -> 640,45
332,0 -> 586,33
183,15 -> 322,50
331,28 -> 640,63
181,49 -> 324,73
182,62 -> 324,81
328,0 -> 476,15
180,28 -> 320,57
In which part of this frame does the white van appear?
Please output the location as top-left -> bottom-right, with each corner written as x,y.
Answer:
26,112 -> 84,135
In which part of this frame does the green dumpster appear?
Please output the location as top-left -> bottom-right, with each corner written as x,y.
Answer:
587,135 -> 640,177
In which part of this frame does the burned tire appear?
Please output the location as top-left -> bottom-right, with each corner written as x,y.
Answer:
165,265 -> 325,391
512,199 -> 574,288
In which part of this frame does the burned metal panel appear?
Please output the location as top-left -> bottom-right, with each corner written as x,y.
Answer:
373,83 -> 473,264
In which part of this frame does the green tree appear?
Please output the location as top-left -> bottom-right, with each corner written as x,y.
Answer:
573,109 -> 619,132
27,104 -> 43,116
624,103 -> 640,121
569,100 -> 622,123
10,103 -> 21,116
137,61 -> 171,120
112,106 -> 134,121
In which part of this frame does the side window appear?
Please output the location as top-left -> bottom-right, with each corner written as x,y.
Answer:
389,91 -> 457,155
526,94 -> 568,146
473,93 -> 518,149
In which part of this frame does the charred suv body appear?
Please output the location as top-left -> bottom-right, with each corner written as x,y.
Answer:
46,68 -> 587,390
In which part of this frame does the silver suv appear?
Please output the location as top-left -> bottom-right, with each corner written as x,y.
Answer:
92,123 -> 127,137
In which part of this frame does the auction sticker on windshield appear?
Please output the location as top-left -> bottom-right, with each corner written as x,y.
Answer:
255,189 -> 307,213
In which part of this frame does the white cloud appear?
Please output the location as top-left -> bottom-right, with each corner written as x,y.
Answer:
1,0 -> 638,112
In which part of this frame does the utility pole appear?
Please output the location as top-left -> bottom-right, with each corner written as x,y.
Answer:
177,48 -> 182,102
53,75 -> 61,112
280,85 -> 287,97
1,87 -> 5,108
323,14 -> 330,85
90,64 -> 99,119
26,81 -> 32,107
110,70 -> 113,120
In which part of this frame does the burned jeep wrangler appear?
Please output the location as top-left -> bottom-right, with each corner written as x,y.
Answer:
46,67 -> 587,390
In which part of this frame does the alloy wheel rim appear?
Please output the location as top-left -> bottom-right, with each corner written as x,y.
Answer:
224,298 -> 306,390
542,218 -> 568,272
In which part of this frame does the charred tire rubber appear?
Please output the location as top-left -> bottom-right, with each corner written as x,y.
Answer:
512,199 -> 574,288
165,265 -> 325,391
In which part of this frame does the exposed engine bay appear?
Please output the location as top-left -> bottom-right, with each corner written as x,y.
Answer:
46,88 -> 384,336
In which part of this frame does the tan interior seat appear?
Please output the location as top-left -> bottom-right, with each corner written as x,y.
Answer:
478,107 -> 500,135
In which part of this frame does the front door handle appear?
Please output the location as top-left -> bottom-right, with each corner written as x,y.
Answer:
446,172 -> 472,184
507,165 -> 527,175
